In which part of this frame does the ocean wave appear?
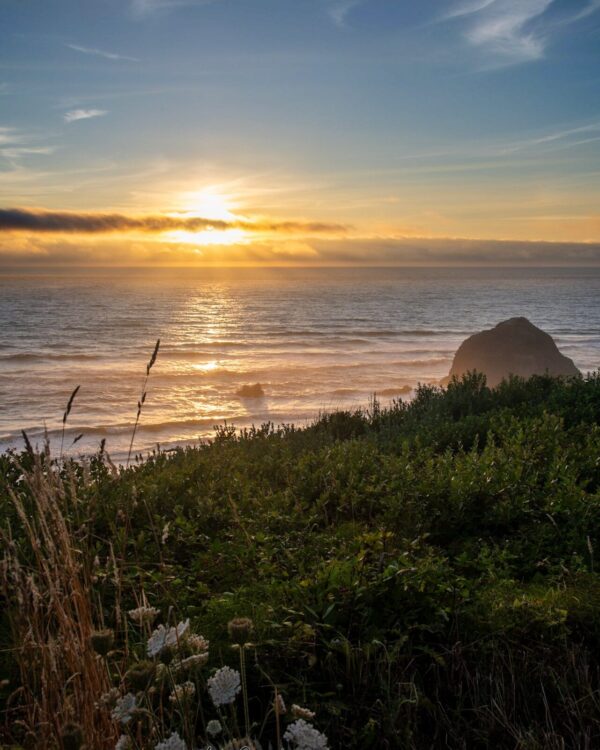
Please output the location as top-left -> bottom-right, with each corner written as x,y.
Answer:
397,357 -> 450,367
330,385 -> 413,397
377,386 -> 413,396
330,388 -> 362,396
0,416 -> 235,444
0,352 -> 101,362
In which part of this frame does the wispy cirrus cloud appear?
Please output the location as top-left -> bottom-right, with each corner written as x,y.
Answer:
63,109 -> 107,123
130,0 -> 217,17
0,207 -> 349,236
568,0 -> 600,22
328,0 -> 365,28
66,44 -> 140,62
443,0 -> 600,66
0,127 -> 55,160
0,147 -> 55,159
495,121 -> 600,154
0,127 -> 25,147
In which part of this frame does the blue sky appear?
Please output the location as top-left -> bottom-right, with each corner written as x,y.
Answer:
1,0 -> 600,265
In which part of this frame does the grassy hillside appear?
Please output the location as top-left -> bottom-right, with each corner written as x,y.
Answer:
2,373 -> 600,749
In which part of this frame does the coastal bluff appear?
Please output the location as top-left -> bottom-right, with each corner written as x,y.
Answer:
447,317 -> 580,387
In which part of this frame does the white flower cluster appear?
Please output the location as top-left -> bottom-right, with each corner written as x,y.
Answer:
169,680 -> 196,703
284,719 -> 329,750
128,605 -> 160,625
147,619 -> 190,658
154,731 -> 186,750
187,633 -> 209,654
111,692 -> 137,725
207,665 -> 242,707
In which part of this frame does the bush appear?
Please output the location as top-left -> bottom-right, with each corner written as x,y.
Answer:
2,373 -> 600,748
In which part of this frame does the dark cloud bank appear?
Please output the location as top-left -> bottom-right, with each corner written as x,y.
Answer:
1,208 -> 600,267
0,207 -> 347,235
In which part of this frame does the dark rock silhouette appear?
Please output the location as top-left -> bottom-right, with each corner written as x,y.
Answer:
236,382 -> 265,398
447,317 -> 580,387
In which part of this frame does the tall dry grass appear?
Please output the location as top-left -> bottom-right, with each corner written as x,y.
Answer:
1,340 -> 163,747
1,454 -> 117,749
127,338 -> 160,468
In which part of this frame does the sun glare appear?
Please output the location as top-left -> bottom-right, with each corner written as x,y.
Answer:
184,189 -> 237,220
169,189 -> 248,246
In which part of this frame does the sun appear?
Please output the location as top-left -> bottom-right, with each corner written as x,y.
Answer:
184,189 -> 237,221
168,189 -> 248,246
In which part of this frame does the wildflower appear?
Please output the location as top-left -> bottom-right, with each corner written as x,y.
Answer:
171,652 -> 209,677
227,617 -> 254,645
147,619 -> 190,658
206,719 -> 222,737
128,605 -> 160,625
147,624 -> 168,657
207,666 -> 241,706
61,722 -> 84,750
169,680 -> 196,703
154,731 -> 186,750
168,618 -> 190,645
161,522 -> 170,544
111,693 -> 137,725
284,719 -> 329,750
274,694 -> 287,715
187,633 -> 210,654
291,705 -> 316,721
90,628 -> 114,656
115,736 -> 131,750
182,652 -> 208,669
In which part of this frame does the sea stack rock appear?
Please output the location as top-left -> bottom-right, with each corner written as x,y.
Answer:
236,383 -> 265,398
447,317 -> 580,387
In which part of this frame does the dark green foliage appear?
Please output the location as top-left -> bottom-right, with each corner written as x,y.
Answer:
3,372 -> 600,747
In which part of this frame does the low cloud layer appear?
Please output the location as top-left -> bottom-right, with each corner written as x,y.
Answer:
2,233 -> 600,269
0,207 -> 348,236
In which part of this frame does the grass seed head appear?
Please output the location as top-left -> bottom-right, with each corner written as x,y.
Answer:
227,616 -> 254,645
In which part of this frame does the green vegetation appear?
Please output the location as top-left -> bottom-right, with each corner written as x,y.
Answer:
2,372 -> 600,748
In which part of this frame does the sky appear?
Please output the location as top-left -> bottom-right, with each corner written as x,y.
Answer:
1,0 -> 600,266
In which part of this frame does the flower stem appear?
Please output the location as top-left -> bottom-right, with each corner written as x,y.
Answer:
240,645 -> 251,737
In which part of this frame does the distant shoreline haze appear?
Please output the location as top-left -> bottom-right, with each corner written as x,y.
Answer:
3,236 -> 600,269
3,263 -> 600,279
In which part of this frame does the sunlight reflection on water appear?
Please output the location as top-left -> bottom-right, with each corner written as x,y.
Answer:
0,266 -> 598,459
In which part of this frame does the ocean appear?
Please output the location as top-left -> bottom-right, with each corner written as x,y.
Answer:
1,266 -> 599,460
